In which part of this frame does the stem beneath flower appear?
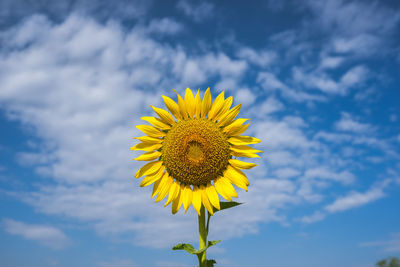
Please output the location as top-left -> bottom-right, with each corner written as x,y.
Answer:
198,206 -> 207,267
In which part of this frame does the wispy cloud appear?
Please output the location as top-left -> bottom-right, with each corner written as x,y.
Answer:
300,179 -> 393,224
2,218 -> 70,249
335,112 -> 374,133
360,233 -> 400,253
176,0 -> 214,22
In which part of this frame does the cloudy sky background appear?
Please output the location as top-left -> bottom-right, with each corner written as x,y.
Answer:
0,0 -> 399,266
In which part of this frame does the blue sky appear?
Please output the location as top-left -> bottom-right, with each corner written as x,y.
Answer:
0,0 -> 399,266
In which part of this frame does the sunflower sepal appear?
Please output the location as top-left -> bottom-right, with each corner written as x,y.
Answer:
212,201 -> 242,214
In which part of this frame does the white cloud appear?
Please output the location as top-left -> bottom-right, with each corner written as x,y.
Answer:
360,233 -> 400,253
234,88 -> 256,107
257,71 -> 326,102
307,0 -> 400,37
236,47 -> 277,68
147,18 -> 183,35
300,180 -> 393,224
273,168 -> 301,179
299,211 -> 325,224
176,0 -> 214,22
332,34 -> 381,56
254,117 -> 314,150
2,218 -> 70,249
319,56 -> 344,69
248,97 -> 283,118
304,167 -> 355,185
325,186 -> 385,213
335,112 -> 373,133
340,65 -> 368,88
292,67 -> 342,95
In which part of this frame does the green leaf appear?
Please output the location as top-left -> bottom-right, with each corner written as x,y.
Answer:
172,243 -> 196,254
197,240 -> 221,254
207,259 -> 217,267
173,241 -> 221,255
213,201 -> 242,213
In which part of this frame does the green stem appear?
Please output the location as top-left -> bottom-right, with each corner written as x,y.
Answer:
198,206 -> 207,267
206,211 -> 211,235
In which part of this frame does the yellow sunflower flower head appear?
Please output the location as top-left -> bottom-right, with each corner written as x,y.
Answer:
131,88 -> 262,215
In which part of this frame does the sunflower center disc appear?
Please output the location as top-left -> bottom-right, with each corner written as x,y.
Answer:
187,141 -> 204,162
162,119 -> 231,186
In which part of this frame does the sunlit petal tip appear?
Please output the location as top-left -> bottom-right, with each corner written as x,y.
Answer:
134,151 -> 162,161
172,185 -> 183,214
200,185 -> 214,215
150,105 -> 175,125
206,183 -> 220,210
140,166 -> 165,187
164,181 -> 179,207
155,173 -> 173,202
228,159 -> 258,169
223,165 -> 249,191
135,161 -> 163,178
201,88 -> 212,118
182,184 -> 193,212
136,125 -> 166,137
192,186 -> 202,215
214,177 -> 232,201
184,88 -> 195,118
131,142 -> 162,152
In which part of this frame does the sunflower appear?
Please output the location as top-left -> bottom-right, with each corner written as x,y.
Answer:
132,88 -> 262,215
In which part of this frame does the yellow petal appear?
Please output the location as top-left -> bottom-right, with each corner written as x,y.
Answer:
217,104 -> 241,127
214,177 -> 232,201
208,91 -> 225,120
152,172 -> 168,199
223,119 -> 250,136
182,184 -> 193,213
227,136 -> 261,145
134,136 -> 163,144
201,87 -> 212,118
162,95 -> 182,120
214,96 -> 233,122
140,166 -> 165,187
184,88 -> 195,118
152,178 -> 161,198
141,116 -> 171,130
134,151 -> 162,161
130,142 -> 162,152
223,165 -> 249,191
150,106 -> 175,125
215,176 -> 238,199
206,183 -> 220,210
173,89 -> 188,119
228,159 -> 257,169
155,173 -> 173,202
136,125 -> 166,137
230,151 -> 261,158
172,185 -> 183,214
164,181 -> 180,207
135,161 -> 163,178
230,145 -> 263,154
194,89 -> 201,118
192,185 -> 202,215
200,185 -> 214,215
